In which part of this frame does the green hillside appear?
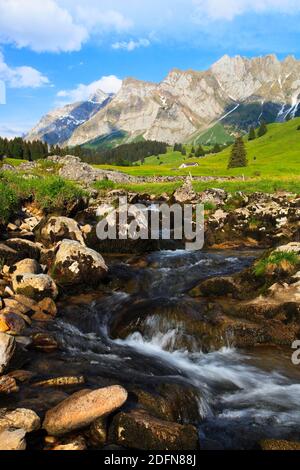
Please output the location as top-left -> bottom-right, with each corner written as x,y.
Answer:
192,123 -> 234,146
96,118 -> 300,179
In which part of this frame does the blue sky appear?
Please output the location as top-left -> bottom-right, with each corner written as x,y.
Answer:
1,0 -> 300,138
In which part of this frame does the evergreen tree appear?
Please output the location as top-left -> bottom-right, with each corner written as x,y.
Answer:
195,145 -> 205,158
228,137 -> 248,169
258,121 -> 268,137
212,143 -> 221,154
248,127 -> 256,141
181,147 -> 186,156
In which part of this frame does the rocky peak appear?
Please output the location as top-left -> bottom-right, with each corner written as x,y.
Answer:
88,89 -> 111,104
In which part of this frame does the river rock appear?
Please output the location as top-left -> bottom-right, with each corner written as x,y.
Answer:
0,428 -> 26,450
13,273 -> 58,300
0,408 -> 40,433
275,242 -> 300,254
259,439 -> 300,450
0,332 -> 15,373
47,435 -> 87,451
5,239 -> 40,261
0,375 -> 19,394
189,276 -> 240,298
89,417 -> 107,448
43,385 -> 128,436
0,312 -> 26,335
36,216 -> 85,247
31,333 -> 58,353
52,239 -> 108,287
31,297 -> 57,320
109,409 -> 198,450
12,258 -> 42,277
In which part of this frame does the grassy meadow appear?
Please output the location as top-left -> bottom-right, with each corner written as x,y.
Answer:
94,118 -> 300,194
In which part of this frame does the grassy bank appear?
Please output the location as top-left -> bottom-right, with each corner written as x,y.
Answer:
0,171 -> 85,224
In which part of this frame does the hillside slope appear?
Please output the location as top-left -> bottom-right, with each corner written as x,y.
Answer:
97,118 -> 300,179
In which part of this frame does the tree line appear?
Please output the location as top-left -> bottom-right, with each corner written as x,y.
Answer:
80,140 -> 168,166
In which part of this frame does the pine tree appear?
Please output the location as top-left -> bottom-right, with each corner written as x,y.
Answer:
195,145 -> 205,158
228,137 -> 248,169
212,143 -> 221,153
258,121 -> 268,137
248,127 -> 256,141
181,147 -> 186,156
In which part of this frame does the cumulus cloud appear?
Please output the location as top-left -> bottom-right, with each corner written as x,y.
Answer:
112,38 -> 150,51
0,52 -> 49,88
192,0 -> 300,21
57,75 -> 122,103
0,0 -> 87,52
0,0 -> 299,53
0,0 -> 131,52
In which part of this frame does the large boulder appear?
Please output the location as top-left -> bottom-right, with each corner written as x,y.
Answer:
13,273 -> 58,300
109,410 -> 198,450
52,239 -> 108,287
43,385 -> 128,436
35,216 -> 85,247
48,155 -> 133,185
0,333 -> 15,374
173,179 -> 197,204
275,242 -> 300,254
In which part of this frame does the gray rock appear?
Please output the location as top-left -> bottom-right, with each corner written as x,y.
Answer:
52,239 -> 108,287
0,333 -> 15,374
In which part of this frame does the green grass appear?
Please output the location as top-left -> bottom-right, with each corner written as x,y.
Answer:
1,158 -> 24,167
115,182 -> 182,196
94,118 -> 300,183
93,179 -> 116,191
0,172 -> 86,213
254,251 -> 300,277
0,181 -> 18,224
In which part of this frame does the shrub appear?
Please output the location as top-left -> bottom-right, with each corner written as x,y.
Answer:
254,251 -> 299,277
0,181 -> 18,224
0,172 -> 85,212
33,177 -> 85,211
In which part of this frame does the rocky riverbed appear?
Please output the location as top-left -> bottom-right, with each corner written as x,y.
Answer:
0,165 -> 300,450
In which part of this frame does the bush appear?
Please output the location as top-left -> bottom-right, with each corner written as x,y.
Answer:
0,181 -> 18,224
33,177 -> 85,211
254,251 -> 299,277
0,172 -> 85,212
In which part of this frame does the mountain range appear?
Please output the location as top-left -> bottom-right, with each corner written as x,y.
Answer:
26,54 -> 300,148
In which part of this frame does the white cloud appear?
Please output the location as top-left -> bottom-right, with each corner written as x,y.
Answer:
0,0 -> 88,52
0,0 -> 131,53
0,0 -> 299,54
193,0 -> 300,21
57,75 -> 122,103
112,38 -> 150,52
0,52 -> 49,88
0,123 -> 30,138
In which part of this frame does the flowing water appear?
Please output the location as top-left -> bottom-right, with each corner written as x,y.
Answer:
30,250 -> 300,449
